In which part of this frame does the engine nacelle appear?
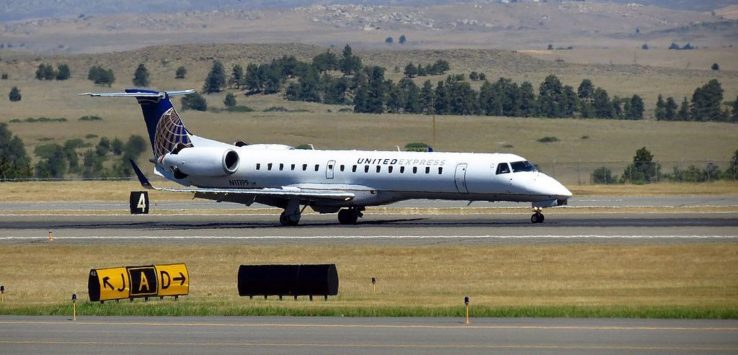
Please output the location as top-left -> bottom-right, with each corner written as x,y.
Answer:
161,147 -> 239,178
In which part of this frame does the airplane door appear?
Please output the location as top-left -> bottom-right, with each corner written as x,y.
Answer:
454,163 -> 469,193
326,160 -> 335,179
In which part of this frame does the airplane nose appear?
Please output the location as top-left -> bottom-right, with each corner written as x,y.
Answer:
542,174 -> 572,199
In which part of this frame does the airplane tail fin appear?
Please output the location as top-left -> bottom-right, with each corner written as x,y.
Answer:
81,89 -> 195,159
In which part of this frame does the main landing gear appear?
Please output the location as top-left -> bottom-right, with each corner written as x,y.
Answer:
279,199 -> 303,226
337,207 -> 364,225
531,207 -> 545,224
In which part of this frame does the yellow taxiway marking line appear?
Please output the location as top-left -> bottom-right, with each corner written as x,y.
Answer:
0,320 -> 736,332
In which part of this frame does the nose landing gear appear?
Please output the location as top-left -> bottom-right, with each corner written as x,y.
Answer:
531,207 -> 545,224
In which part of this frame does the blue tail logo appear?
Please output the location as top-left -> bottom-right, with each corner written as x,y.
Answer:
127,89 -> 192,158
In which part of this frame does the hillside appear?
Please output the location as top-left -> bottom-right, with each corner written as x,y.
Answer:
1,1 -> 731,54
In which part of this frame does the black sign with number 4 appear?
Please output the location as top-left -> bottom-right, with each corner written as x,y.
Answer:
129,191 -> 149,214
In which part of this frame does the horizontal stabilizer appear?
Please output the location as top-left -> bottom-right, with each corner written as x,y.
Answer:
80,89 -> 195,98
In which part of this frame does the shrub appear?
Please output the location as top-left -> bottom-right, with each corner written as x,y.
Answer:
404,142 -> 430,152
181,93 -> 207,111
537,136 -> 559,143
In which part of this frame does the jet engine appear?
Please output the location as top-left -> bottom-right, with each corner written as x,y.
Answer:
161,147 -> 239,178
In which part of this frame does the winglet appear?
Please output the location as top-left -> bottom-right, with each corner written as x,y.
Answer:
130,160 -> 153,189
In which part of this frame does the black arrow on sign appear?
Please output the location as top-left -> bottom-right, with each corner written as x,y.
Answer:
173,272 -> 186,286
102,277 -> 114,290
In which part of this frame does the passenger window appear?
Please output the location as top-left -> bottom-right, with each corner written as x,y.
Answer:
328,164 -> 333,170
496,163 -> 511,175
425,167 -> 430,174
413,167 -> 417,174
267,163 -> 272,171
400,166 -> 405,174
256,163 -> 261,170
352,165 -> 357,173
340,165 -> 345,172
438,167 -> 443,174
291,164 -> 295,171
302,164 -> 307,171
364,165 -> 369,173
388,166 -> 393,173
279,163 -> 284,171
376,166 -> 381,173
314,164 -> 319,172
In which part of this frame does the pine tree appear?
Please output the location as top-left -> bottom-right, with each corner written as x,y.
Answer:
175,66 -> 187,79
655,94 -> 666,120
593,87 -> 612,118
312,51 -> 338,73
537,75 -> 564,118
399,34 -> 407,44
627,95 -> 644,120
8,86 -> 21,102
224,93 -> 237,107
0,123 -> 32,179
202,60 -> 226,94
132,64 -> 150,87
229,64 -> 244,89
732,96 -> 738,122
56,64 -> 70,80
690,79 -> 725,121
403,63 -> 417,78
665,96 -> 678,120
677,97 -> 690,120
519,81 -> 537,117
339,44 -> 362,76
419,80 -> 435,114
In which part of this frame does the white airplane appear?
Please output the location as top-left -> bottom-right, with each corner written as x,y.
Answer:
84,89 -> 572,226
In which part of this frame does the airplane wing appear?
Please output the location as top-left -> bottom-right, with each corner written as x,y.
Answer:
130,160 -> 354,201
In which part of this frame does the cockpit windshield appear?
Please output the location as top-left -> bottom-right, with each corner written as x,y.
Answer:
510,161 -> 537,173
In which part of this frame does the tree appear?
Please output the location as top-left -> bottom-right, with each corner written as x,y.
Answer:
62,139 -> 83,173
690,79 -> 725,121
224,92 -> 237,107
312,51 -> 338,73
111,138 -> 124,155
419,80 -> 435,114
732,96 -> 738,122
399,34 -> 407,44
626,95 -> 644,120
364,66 -> 387,113
622,147 -> 660,184
712,63 -> 720,71
577,79 -> 594,118
34,143 -> 67,178
175,66 -> 187,79
339,44 -> 362,76
0,123 -> 32,179
655,94 -> 666,120
665,96 -> 678,120
677,97 -> 690,120
229,64 -> 244,88
87,65 -> 115,86
400,78 -> 420,113
592,87 -> 612,118
8,86 -> 21,102
724,149 -> 738,180
537,74 -> 564,118
202,60 -> 226,94
403,63 -> 417,78
519,81 -> 537,117
132,63 -> 150,87
385,36 -> 394,44
123,135 -> 148,159
181,92 -> 207,111
385,81 -> 404,113
469,71 -> 479,81
56,64 -> 70,80
96,137 -> 111,157
35,63 -> 55,80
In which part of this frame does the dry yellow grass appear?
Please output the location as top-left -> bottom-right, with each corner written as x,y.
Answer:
0,243 -> 736,310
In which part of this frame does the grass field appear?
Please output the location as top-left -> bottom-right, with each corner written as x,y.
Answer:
0,243 -> 736,318
1,44 -> 737,185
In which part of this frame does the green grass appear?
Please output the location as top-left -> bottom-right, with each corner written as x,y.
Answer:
3,303 -> 736,319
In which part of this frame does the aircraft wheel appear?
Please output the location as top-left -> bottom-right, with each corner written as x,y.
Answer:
280,211 -> 301,226
531,213 -> 544,224
338,209 -> 359,225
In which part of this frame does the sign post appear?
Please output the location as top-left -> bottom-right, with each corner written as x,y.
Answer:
1,285 -> 4,303
371,277 -> 376,294
464,296 -> 470,325
72,293 -> 77,321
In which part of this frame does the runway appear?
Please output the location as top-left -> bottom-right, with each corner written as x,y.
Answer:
1,316 -> 736,354
0,212 -> 737,244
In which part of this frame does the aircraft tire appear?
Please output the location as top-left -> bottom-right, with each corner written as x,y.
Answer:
280,212 -> 301,226
531,213 -> 544,224
338,209 -> 359,225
